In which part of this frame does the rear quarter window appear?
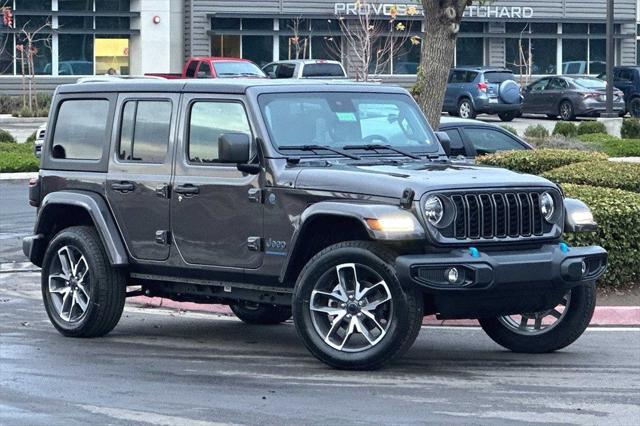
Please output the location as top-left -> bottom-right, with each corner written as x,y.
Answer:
51,99 -> 110,160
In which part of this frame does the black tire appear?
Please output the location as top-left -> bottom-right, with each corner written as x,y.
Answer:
498,112 -> 516,122
546,114 -> 557,119
292,241 -> 423,370
41,226 -> 126,338
559,100 -> 575,121
448,110 -> 459,117
230,301 -> 292,325
629,98 -> 640,118
479,281 -> 596,353
458,98 -> 476,119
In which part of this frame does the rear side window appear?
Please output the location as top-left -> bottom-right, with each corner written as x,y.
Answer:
302,63 -> 345,77
484,72 -> 515,83
118,100 -> 172,163
52,99 -> 109,160
275,64 -> 295,78
188,101 -> 252,164
449,71 -> 476,83
185,61 -> 198,77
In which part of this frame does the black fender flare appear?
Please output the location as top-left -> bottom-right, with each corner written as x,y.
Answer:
278,201 -> 425,282
31,190 -> 128,266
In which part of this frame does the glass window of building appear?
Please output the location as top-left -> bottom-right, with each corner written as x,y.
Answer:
459,22 -> 484,33
96,17 -> 130,30
279,36 -> 310,60
211,35 -> 240,58
58,34 -> 94,75
563,23 -> 588,34
531,39 -> 556,74
211,18 -> 240,30
311,36 -> 341,61
242,19 -> 272,31
15,0 -> 52,10
95,37 -> 129,75
15,36 -> 52,75
562,39 -> 588,74
589,39 -> 606,75
0,34 -> 14,75
58,0 -> 93,11
242,35 -> 273,67
311,19 -> 341,32
393,38 -> 420,74
280,19 -> 310,33
95,0 -> 130,12
456,38 -> 483,67
59,16 -> 94,30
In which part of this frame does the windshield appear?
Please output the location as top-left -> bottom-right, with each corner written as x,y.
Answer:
573,78 -> 606,90
213,61 -> 265,78
258,92 -> 438,153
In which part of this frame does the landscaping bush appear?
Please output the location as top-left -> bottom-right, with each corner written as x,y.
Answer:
12,106 -> 49,118
523,124 -> 549,139
621,118 -> 640,139
0,95 -> 21,114
577,120 -> 607,135
577,133 -> 640,157
0,142 -> 39,172
476,149 -> 608,174
26,131 -> 37,145
527,135 -> 591,151
0,129 -> 16,143
543,161 -> 640,193
500,125 -> 518,136
562,184 -> 640,288
552,121 -> 577,138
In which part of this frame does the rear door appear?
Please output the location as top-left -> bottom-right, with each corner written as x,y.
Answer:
106,93 -> 179,261
544,78 -> 569,114
444,71 -> 465,110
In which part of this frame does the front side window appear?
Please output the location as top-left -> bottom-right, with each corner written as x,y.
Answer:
259,92 -> 437,152
52,99 -> 109,160
188,102 -> 252,164
462,128 -> 525,155
530,79 -> 549,92
118,100 -> 172,163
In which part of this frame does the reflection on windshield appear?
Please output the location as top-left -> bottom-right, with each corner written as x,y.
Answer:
258,92 -> 437,152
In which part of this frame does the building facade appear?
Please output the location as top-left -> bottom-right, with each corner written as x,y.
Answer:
0,0 -> 638,94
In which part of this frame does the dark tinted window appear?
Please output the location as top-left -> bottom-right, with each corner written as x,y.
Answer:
52,100 -> 109,160
530,78 -> 549,91
188,102 -> 252,164
242,19 -> 272,30
442,128 -> 466,157
302,63 -> 345,77
275,63 -> 295,78
462,127 -> 525,155
211,18 -> 240,30
118,101 -> 172,163
95,0 -> 130,12
15,0 -> 51,10
197,61 -> 211,78
484,71 -> 514,83
185,61 -> 198,78
449,70 -> 476,83
547,78 -> 568,90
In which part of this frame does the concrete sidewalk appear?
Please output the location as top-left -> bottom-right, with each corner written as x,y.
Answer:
129,295 -> 640,327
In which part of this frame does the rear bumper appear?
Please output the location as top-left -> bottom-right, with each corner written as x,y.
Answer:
474,98 -> 522,114
576,100 -> 626,116
395,244 -> 607,319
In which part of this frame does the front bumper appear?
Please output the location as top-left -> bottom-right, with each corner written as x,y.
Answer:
396,243 -> 607,319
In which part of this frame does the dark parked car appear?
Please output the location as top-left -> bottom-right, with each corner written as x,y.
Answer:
24,79 -> 607,370
522,76 -> 625,121
438,117 -> 531,161
443,67 -> 522,122
598,66 -> 640,118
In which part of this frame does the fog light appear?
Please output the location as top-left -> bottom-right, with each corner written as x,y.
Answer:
446,267 -> 459,284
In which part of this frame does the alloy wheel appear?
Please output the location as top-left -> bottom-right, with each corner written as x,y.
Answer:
459,101 -> 471,119
48,245 -> 91,323
560,102 -> 572,120
309,263 -> 393,352
497,291 -> 571,336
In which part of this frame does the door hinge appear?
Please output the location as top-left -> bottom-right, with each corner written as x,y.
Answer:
155,230 -> 171,245
248,188 -> 263,203
247,236 -> 262,251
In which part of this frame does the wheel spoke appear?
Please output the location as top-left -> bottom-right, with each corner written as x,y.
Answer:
361,310 -> 385,334
354,315 -> 377,345
57,247 -> 74,278
310,305 -> 344,316
357,280 -> 385,300
338,317 -> 357,350
534,315 -> 543,330
76,282 -> 90,300
519,316 -> 528,329
75,291 -> 89,313
324,312 -> 347,346
311,289 -> 347,304
336,263 -> 360,298
60,291 -> 72,319
75,256 -> 89,282
49,284 -> 70,295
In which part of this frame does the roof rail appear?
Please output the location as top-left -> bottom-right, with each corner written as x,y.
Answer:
76,75 -> 165,84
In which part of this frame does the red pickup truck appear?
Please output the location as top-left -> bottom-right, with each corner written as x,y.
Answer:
146,57 -> 266,79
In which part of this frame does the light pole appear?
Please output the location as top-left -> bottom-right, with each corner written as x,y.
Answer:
602,0 -> 616,118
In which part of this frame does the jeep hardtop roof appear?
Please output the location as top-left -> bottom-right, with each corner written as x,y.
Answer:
57,78 -> 406,95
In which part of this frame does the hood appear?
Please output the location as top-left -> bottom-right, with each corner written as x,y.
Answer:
293,161 -> 556,199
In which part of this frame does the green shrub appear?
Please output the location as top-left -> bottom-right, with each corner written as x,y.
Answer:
0,142 -> 39,172
577,120 -> 607,135
26,131 -> 37,145
500,125 -> 518,136
476,149 -> 608,175
0,129 -> 16,143
552,121 -> 577,138
577,133 -> 640,157
527,135 -> 591,151
543,161 -> 640,193
0,95 -> 21,114
621,118 -> 640,139
12,106 -> 49,118
523,124 -> 549,139
563,184 -> 640,288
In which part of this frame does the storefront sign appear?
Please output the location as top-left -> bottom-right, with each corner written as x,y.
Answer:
334,3 -> 534,19
464,5 -> 534,19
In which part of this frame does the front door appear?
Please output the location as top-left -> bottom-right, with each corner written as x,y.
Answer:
106,93 -> 179,261
171,95 -> 263,269
522,78 -> 549,114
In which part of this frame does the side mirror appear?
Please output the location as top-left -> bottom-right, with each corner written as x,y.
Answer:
218,133 -> 251,164
435,132 -> 452,157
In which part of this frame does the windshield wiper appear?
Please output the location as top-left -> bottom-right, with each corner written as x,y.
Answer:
342,144 -> 421,160
279,145 -> 361,160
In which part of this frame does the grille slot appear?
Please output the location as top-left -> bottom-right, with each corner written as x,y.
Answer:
442,191 -> 550,241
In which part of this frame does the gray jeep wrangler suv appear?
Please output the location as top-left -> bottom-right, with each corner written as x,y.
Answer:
24,79 -> 607,370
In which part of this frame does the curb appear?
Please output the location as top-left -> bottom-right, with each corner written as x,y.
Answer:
0,172 -> 38,181
128,296 -> 640,327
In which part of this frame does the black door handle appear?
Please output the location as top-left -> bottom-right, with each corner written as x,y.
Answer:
111,182 -> 135,192
174,184 -> 200,195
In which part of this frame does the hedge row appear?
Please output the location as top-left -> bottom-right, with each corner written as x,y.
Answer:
0,142 -> 39,173
577,133 -> 640,157
475,149 -> 608,174
542,161 -> 640,193
562,184 -> 640,288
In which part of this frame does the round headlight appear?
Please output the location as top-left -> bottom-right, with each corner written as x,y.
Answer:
540,192 -> 555,222
424,196 -> 444,226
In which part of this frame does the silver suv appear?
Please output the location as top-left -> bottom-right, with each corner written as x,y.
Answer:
262,59 -> 347,79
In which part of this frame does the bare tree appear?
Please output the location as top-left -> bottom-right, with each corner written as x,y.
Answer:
283,17 -> 309,60
507,25 -> 533,87
336,1 -> 419,81
16,19 -> 52,112
414,0 -> 492,128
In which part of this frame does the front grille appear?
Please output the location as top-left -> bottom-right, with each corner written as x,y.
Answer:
441,191 -> 554,241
